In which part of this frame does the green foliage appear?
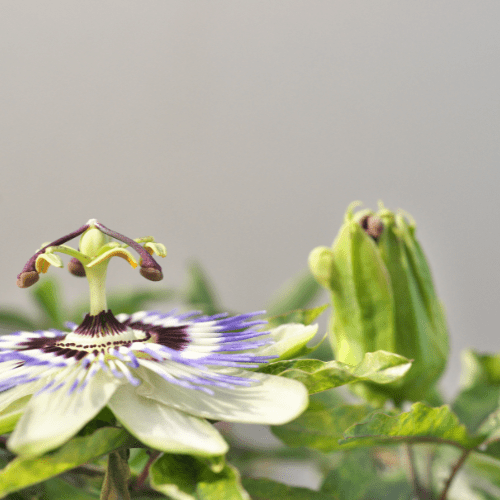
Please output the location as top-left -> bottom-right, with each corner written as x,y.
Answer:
0,311 -> 36,333
266,270 -> 324,317
0,427 -> 137,497
267,304 -> 328,330
242,477 -> 335,500
320,449 -> 412,500
150,453 -> 248,500
182,262 -> 223,316
340,403 -> 483,450
452,350 -> 500,433
31,278 -> 66,329
260,351 -> 412,394
42,478 -> 100,500
273,399 -> 374,452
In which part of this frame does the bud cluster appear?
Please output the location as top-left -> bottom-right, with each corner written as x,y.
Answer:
309,202 -> 449,402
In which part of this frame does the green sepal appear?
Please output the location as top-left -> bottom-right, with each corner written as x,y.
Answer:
376,209 -> 448,401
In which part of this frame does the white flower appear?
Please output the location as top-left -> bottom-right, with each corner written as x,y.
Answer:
2,220 -> 309,458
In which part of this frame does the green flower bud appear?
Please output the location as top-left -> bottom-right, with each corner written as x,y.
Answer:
309,202 -> 449,402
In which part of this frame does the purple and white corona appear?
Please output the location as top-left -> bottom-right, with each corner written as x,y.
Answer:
0,220 -> 312,458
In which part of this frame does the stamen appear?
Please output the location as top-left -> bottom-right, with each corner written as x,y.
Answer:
17,223 -> 90,288
93,222 -> 163,281
68,257 -> 86,277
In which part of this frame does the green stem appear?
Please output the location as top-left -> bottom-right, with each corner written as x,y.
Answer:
438,449 -> 470,500
404,444 -> 420,496
100,449 -> 131,500
132,450 -> 161,491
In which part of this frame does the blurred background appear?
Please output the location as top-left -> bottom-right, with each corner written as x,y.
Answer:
1,1 -> 499,401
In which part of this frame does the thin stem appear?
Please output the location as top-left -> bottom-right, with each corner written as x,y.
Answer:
101,450 -> 131,500
438,449 -> 471,500
426,447 -> 437,495
405,444 -> 420,497
132,450 -> 161,491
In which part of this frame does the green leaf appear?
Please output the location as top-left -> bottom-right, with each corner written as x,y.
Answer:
242,478 -> 335,500
150,454 -> 248,500
462,453 -> 500,500
259,351 -> 412,394
0,427 -> 137,497
266,270 -> 324,317
340,402 -> 483,450
42,478 -> 100,500
320,448 -> 412,500
453,350 -> 500,433
272,400 -> 374,452
0,310 -> 36,333
31,278 -> 65,329
267,304 -> 328,329
183,262 -> 222,316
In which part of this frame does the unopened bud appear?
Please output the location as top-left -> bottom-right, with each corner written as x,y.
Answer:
309,202 -> 449,403
16,271 -> 40,288
68,258 -> 86,277
360,214 -> 384,241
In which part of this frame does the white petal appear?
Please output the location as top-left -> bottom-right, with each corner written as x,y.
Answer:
0,380 -> 40,412
137,366 -> 308,425
108,384 -> 228,456
8,369 -> 120,457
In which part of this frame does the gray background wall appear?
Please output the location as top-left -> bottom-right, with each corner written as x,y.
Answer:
1,1 -> 499,397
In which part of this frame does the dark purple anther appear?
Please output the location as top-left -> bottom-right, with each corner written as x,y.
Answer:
68,257 -> 86,277
17,223 -> 91,288
94,222 -> 163,282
